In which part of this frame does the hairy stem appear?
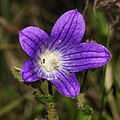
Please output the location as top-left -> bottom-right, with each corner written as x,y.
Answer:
47,102 -> 56,120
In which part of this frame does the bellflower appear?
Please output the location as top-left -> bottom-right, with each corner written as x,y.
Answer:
19,9 -> 110,98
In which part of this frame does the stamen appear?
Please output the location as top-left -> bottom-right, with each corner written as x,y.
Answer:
43,59 -> 45,63
38,50 -> 62,74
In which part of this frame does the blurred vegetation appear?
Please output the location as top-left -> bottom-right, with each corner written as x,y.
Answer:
0,0 -> 120,120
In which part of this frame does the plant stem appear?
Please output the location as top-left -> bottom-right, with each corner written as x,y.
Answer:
99,24 -> 110,119
48,82 -> 53,95
47,82 -> 57,120
83,0 -> 89,16
47,103 -> 56,120
99,67 -> 106,120
81,70 -> 88,92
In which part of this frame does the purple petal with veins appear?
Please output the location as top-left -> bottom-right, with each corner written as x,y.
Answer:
48,9 -> 85,51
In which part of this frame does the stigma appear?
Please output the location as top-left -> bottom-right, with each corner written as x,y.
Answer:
39,50 -> 62,74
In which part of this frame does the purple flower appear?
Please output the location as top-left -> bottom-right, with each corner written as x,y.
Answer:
19,9 -> 110,98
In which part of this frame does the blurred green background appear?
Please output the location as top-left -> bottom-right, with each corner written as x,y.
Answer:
0,0 -> 120,120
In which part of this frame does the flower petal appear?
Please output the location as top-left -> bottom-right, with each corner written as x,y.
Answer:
50,70 -> 80,98
61,42 -> 111,72
19,26 -> 49,57
21,59 -> 40,82
49,9 -> 85,50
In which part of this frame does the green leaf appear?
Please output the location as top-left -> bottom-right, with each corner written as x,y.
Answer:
11,66 -> 22,82
75,105 -> 93,120
33,91 -> 54,105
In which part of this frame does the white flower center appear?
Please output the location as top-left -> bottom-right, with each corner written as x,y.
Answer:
39,50 -> 62,74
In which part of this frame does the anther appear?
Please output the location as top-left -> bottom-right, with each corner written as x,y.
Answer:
43,59 -> 45,63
